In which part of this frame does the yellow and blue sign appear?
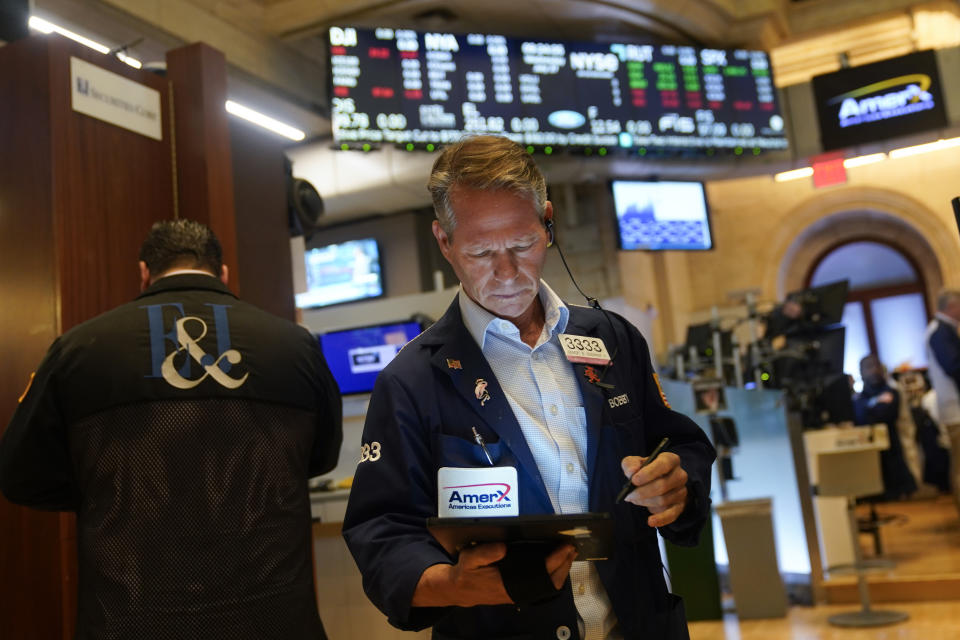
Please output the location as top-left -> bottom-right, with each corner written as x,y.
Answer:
812,50 -> 947,151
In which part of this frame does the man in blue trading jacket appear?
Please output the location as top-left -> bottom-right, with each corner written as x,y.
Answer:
926,289 -> 960,513
853,354 -> 917,500
343,135 -> 715,639
0,220 -> 342,640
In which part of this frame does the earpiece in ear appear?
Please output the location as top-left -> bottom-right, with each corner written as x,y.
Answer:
544,219 -> 555,248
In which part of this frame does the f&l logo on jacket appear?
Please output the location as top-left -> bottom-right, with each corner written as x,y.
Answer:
141,303 -> 249,389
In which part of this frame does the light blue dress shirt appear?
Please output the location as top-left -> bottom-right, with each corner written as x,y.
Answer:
458,282 -> 619,640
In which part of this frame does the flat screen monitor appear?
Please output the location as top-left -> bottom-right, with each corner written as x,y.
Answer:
685,323 -> 732,357
786,279 -> 849,328
774,326 -> 847,387
612,180 -> 712,250
319,320 -> 423,395
296,237 -> 383,309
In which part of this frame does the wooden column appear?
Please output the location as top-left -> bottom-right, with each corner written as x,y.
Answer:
0,35 -> 174,639
0,36 -> 65,640
166,43 -> 239,293
229,119 -> 296,321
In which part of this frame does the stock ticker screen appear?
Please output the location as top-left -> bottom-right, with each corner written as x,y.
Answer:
329,26 -> 789,153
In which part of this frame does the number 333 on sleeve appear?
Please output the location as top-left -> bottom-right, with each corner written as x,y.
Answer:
359,441 -> 381,463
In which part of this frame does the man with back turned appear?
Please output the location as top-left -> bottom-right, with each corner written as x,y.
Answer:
343,135 -> 715,639
0,219 -> 342,639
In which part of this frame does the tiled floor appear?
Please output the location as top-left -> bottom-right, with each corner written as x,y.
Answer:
688,601 -> 960,639
846,494 -> 960,577
313,494 -> 960,638
690,494 -> 960,638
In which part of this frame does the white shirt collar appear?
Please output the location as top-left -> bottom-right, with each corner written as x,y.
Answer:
459,280 -> 569,350
159,268 -> 218,279
936,312 -> 960,329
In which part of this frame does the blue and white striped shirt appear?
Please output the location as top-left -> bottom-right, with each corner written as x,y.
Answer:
459,282 -> 619,640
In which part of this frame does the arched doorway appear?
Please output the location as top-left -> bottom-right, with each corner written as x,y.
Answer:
807,240 -> 929,388
768,188 -> 957,309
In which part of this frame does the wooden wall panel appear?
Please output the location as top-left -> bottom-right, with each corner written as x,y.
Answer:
0,35 -> 176,639
0,36 -> 65,640
49,39 -> 174,331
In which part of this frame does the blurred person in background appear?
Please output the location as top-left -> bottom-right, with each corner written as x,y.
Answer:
925,289 -> 960,513
854,354 -> 917,500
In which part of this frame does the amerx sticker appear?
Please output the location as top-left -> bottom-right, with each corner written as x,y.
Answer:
437,466 -> 519,517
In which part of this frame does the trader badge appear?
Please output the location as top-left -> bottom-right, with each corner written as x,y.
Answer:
474,378 -> 491,406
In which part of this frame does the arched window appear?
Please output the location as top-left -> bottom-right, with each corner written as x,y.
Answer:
808,240 -> 929,387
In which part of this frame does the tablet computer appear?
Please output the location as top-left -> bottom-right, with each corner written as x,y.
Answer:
426,512 -> 614,561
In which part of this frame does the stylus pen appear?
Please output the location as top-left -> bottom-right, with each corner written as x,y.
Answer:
615,437 -> 670,504
472,427 -> 495,466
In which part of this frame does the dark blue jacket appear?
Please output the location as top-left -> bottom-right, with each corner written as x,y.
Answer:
343,298 -> 715,639
929,319 -> 960,386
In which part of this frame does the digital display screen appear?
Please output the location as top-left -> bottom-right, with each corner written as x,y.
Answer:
812,50 -> 948,151
296,237 -> 383,309
319,321 -> 422,394
611,180 -> 712,251
329,26 -> 788,153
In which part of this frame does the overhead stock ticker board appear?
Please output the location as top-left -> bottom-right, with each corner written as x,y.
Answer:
328,26 -> 789,154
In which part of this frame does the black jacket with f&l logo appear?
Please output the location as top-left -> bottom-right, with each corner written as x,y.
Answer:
0,274 -> 342,640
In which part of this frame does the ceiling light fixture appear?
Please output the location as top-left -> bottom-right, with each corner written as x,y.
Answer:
28,16 -> 142,69
225,100 -> 306,142
889,136 -> 960,159
774,167 -> 813,182
842,153 -> 886,168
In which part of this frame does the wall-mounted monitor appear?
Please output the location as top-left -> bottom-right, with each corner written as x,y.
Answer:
327,26 -> 788,154
812,50 -> 948,151
296,237 -> 383,309
319,320 -> 423,395
611,180 -> 713,251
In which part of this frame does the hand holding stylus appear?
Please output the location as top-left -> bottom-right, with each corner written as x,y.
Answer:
619,440 -> 689,528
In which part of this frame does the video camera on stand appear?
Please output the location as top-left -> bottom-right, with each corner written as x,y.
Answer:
756,279 -> 855,429
673,309 -> 748,499
675,308 -> 742,387
672,279 -> 853,425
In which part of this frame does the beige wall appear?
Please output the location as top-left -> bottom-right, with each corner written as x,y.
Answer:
627,146 -> 960,359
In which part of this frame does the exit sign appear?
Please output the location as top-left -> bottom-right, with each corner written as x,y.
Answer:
811,151 -> 846,188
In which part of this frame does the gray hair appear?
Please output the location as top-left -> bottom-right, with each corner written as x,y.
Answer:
937,289 -> 960,311
426,135 -> 547,236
